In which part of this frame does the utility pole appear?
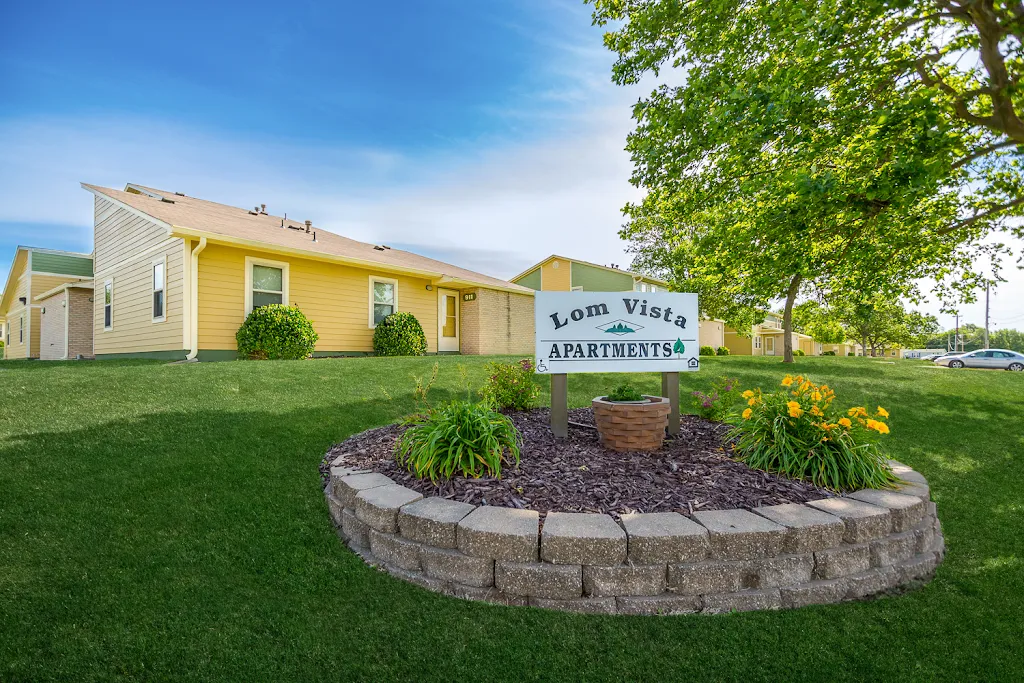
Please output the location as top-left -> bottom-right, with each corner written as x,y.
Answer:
955,312 -> 960,353
984,283 -> 990,349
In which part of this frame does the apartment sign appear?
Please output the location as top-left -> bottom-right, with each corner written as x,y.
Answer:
534,291 -> 700,374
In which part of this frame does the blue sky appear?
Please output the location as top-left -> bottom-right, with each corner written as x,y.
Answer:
1,0 -> 1020,330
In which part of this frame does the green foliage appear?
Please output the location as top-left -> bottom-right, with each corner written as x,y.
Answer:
589,0 -> 1019,363
480,359 -> 540,411
791,301 -> 847,345
715,346 -> 730,356
395,401 -> 521,482
795,349 -> 805,356
691,376 -> 739,422
732,375 -> 897,491
372,312 -> 427,357
607,383 -> 644,402
823,350 -> 837,356
699,345 -> 716,356
840,301 -> 938,355
235,304 -> 318,360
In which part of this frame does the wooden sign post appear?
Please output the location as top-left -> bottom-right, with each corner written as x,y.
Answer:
550,373 -> 568,438
661,371 -> 680,435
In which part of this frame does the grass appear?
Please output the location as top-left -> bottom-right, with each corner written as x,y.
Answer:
0,355 -> 1021,681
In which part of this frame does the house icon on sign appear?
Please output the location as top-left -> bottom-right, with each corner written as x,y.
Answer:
687,357 -> 699,369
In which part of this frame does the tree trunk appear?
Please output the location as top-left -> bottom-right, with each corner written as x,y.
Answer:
782,274 -> 802,364
862,334 -> 868,357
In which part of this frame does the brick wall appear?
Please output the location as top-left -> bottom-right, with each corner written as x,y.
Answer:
39,291 -> 66,360
68,287 -> 95,359
460,288 -> 534,355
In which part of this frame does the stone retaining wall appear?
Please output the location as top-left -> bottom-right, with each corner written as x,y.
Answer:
323,455 -> 944,615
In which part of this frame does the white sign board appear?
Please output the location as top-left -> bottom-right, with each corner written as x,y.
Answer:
534,291 -> 700,374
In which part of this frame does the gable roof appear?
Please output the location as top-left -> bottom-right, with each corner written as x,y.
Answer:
80,183 -> 532,295
0,246 -> 94,315
511,254 -> 668,286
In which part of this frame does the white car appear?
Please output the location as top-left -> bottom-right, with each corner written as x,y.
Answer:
935,348 -> 1024,371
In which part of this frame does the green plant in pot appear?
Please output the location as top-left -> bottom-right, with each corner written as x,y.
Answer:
592,382 -> 670,452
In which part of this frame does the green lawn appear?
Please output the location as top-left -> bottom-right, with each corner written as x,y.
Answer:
0,356 -> 1021,681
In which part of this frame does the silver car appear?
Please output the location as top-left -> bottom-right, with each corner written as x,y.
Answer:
936,348 -> 1024,371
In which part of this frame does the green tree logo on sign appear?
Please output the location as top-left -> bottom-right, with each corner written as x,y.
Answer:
673,339 -> 685,356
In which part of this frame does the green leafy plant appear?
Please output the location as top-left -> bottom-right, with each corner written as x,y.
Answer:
699,345 -> 716,356
606,383 -> 644,402
395,401 -> 521,482
235,304 -> 318,360
823,350 -> 836,356
730,374 -> 898,491
373,312 -> 427,356
480,359 -> 540,411
716,346 -> 730,356
691,376 -> 739,422
795,349 -> 806,356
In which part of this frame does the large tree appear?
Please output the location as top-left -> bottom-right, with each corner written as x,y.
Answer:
840,301 -> 940,355
589,0 -> 1024,362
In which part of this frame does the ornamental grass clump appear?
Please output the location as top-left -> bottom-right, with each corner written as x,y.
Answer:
729,374 -> 898,491
395,401 -> 521,482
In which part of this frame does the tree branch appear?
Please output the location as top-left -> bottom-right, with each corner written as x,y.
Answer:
939,196 -> 1024,234
952,140 -> 1018,168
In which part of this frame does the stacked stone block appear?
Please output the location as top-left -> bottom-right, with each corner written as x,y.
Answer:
324,455 -> 945,615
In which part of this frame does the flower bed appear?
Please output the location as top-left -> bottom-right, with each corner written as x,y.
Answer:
321,422 -> 944,615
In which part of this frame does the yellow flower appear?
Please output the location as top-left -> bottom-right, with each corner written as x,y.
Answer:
876,406 -> 889,418
810,405 -> 823,417
781,376 -> 794,387
838,417 -> 852,428
811,391 -> 822,402
787,401 -> 804,418
742,390 -> 754,399
787,400 -> 800,409
742,408 -> 753,420
848,407 -> 857,416
748,397 -> 757,406
800,381 -> 812,392
875,422 -> 890,434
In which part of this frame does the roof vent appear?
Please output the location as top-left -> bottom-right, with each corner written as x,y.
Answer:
373,245 -> 385,251
175,192 -> 185,197
160,198 -> 175,204
304,220 -> 312,233
260,204 -> 266,214
312,231 -> 317,243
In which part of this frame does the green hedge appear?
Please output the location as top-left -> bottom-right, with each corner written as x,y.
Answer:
699,345 -> 716,356
373,312 -> 427,356
236,305 -> 318,360
716,346 -> 730,356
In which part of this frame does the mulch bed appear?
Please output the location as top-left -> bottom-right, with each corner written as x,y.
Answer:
319,408 -> 833,517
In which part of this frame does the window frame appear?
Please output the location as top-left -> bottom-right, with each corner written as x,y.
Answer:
244,256 -> 290,316
754,335 -> 761,349
19,314 -> 24,343
368,276 -> 399,328
151,256 -> 167,323
103,280 -> 113,331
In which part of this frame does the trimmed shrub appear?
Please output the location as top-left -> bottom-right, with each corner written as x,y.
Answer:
716,346 -> 730,356
795,349 -> 805,356
848,352 -> 855,356
731,374 -> 897,491
699,345 -> 716,356
373,312 -> 427,356
395,401 -> 521,482
823,350 -> 836,356
481,359 -> 540,411
235,304 -> 318,360
607,383 -> 644,402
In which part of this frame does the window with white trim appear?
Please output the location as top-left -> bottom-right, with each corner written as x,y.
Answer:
754,335 -> 761,349
19,315 -> 24,343
244,257 -> 289,316
370,277 -> 397,327
103,281 -> 113,330
152,258 -> 166,322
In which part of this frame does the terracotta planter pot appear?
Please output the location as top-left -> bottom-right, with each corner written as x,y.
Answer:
591,395 -> 671,452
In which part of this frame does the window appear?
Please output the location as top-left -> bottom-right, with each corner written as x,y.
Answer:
244,257 -> 289,315
103,281 -> 113,330
152,258 -> 166,322
754,335 -> 762,349
19,315 -> 24,343
369,277 -> 397,327
634,282 -> 643,292
649,284 -> 658,293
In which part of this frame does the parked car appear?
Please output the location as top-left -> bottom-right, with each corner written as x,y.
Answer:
928,351 -> 960,363
935,349 -> 1024,371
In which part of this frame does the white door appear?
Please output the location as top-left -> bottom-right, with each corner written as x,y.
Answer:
438,289 -> 460,352
765,336 -> 775,356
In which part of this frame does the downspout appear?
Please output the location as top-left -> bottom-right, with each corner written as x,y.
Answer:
185,238 -> 207,361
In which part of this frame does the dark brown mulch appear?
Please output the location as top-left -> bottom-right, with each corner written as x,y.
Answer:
319,408 -> 832,517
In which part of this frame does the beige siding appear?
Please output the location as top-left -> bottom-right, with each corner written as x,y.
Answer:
92,197 -> 186,355
93,196 -> 171,273
94,244 -> 186,355
698,320 -> 725,349
5,306 -> 28,359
